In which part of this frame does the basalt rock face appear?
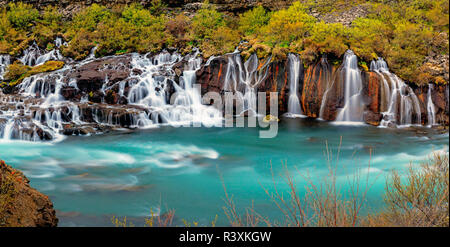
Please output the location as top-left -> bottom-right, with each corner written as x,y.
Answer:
195,54 -> 289,115
310,4 -> 369,27
196,54 -> 449,126
0,160 -> 58,227
415,84 -> 450,126
301,57 -> 338,119
66,55 -> 132,99
364,72 -> 382,125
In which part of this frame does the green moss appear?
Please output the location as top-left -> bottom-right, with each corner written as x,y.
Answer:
3,60 -> 65,87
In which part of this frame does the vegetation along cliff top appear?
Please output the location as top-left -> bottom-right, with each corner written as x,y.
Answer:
0,0 -> 448,86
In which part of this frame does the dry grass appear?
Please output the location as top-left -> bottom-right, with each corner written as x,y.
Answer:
364,152 -> 449,227
109,147 -> 449,227
111,199 -> 175,227
220,140 -> 448,227
221,137 -> 379,227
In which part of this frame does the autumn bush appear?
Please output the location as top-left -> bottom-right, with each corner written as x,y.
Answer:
3,61 -> 29,82
238,5 -> 271,37
109,144 -> 448,227
365,153 -> 449,227
6,2 -> 38,30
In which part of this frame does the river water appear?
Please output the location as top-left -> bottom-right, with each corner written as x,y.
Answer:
0,118 -> 447,226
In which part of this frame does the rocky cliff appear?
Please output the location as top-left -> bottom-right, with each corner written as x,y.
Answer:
0,160 -> 58,227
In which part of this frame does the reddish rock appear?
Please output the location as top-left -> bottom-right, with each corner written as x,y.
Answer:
366,72 -> 380,114
258,60 -> 289,114
301,57 -> 340,119
196,56 -> 228,95
0,160 -> 58,227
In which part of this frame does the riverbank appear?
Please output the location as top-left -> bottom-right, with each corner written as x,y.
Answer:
0,160 -> 58,227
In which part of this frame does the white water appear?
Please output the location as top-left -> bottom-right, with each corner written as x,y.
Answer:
127,49 -> 222,127
335,50 -> 364,122
223,52 -> 271,116
427,84 -> 436,126
285,54 -> 304,117
19,38 -> 65,66
370,58 -> 422,127
1,43 -> 226,141
0,41 -> 442,142
0,55 -> 11,80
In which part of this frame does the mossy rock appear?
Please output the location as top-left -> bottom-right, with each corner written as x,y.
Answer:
3,60 -> 65,87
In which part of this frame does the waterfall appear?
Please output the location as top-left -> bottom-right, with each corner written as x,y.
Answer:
223,52 -> 271,116
371,58 -> 422,127
427,84 -> 436,126
335,50 -> 364,122
0,55 -> 11,80
1,119 -> 14,140
1,39 -> 441,142
19,40 -> 65,67
127,50 -> 222,127
285,53 -> 304,117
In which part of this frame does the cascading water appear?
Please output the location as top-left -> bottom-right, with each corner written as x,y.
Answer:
427,84 -> 436,126
335,50 -> 364,122
19,38 -> 65,66
223,52 -> 271,116
285,53 -> 304,117
370,58 -> 422,127
0,55 -> 11,80
1,39 -> 443,142
127,50 -> 222,127
1,38 -> 231,142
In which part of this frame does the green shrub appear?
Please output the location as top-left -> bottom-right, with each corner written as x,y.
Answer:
6,2 -> 38,30
61,29 -> 96,60
4,61 -> 29,82
69,4 -> 111,35
386,22 -> 433,85
122,3 -> 155,27
41,5 -> 63,27
166,14 -> 192,49
191,3 -> 226,41
200,26 -> 240,57
148,0 -> 167,16
259,1 -> 316,48
4,60 -> 65,86
349,18 -> 391,61
302,22 -> 349,63
238,6 -> 271,36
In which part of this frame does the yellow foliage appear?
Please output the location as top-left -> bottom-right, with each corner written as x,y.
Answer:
4,60 -> 64,86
